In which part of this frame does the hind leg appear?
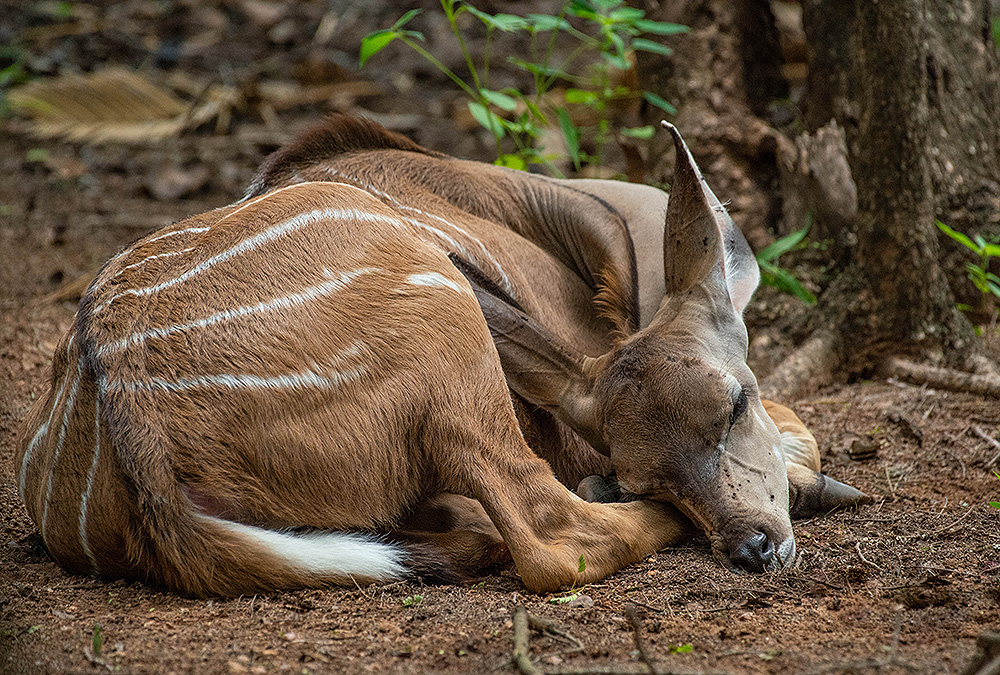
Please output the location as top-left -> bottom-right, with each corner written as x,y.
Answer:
393,493 -> 510,577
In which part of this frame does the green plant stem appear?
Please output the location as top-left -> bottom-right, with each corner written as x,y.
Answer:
445,3 -> 484,91
483,25 -> 494,87
397,37 -> 477,99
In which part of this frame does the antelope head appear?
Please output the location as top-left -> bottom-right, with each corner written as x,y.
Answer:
457,123 -> 865,573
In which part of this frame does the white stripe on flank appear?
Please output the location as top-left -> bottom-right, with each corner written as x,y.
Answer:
92,206 -> 406,314
130,367 -> 365,394
41,358 -> 84,546
96,267 -> 377,357
78,395 -> 101,572
212,181 -> 316,229
19,335 -> 75,501
139,226 -> 210,247
406,272 -> 471,297
323,167 -> 513,293
109,343 -> 367,395
110,248 -> 194,280
102,182 -> 311,272
207,516 -> 408,581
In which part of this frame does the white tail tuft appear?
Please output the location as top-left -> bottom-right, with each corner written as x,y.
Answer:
205,516 -> 410,581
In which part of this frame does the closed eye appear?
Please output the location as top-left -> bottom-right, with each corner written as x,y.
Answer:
730,387 -> 748,427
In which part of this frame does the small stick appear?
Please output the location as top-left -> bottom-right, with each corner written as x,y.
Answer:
884,465 -> 896,500
855,541 -> 883,571
513,605 -> 542,675
527,613 -> 582,650
929,505 -> 976,536
624,603 -> 659,675
970,425 -> 1000,467
547,668 -> 734,675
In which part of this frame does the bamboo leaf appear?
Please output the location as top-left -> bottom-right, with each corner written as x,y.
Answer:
936,220 -> 979,254
757,222 -> 811,262
634,19 -> 688,35
468,101 -> 506,138
621,124 -> 654,139
556,107 -> 581,168
360,30 -> 397,67
392,8 -> 423,29
758,259 -> 817,304
642,91 -> 676,114
632,38 -> 673,56
480,89 -> 517,111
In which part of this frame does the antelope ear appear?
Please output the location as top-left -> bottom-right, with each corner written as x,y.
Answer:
450,254 -> 608,453
785,463 -> 871,519
661,122 -> 760,313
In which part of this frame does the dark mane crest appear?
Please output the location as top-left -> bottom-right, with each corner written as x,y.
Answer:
245,114 -> 445,198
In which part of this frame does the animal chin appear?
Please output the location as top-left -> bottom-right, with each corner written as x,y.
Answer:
776,536 -> 797,567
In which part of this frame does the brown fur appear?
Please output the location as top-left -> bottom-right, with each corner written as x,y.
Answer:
17,117 -> 864,596
17,181 -> 683,597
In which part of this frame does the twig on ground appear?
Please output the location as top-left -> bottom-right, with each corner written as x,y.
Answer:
854,541 -> 883,571
83,646 -> 114,672
527,612 -> 582,650
929,505 -> 976,536
624,603 -> 658,675
881,356 -> 1000,398
622,598 -> 670,616
884,465 -> 897,500
546,668 -> 733,675
797,609 -> 915,674
939,444 -> 968,478
786,574 -> 845,591
513,605 -> 542,675
969,425 -> 1000,467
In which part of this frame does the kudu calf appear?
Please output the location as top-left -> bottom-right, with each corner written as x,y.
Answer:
17,116 -> 865,596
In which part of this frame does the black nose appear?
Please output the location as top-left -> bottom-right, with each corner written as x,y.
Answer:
729,532 -> 776,573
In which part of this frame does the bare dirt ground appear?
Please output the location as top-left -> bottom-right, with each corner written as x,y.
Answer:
2,3 -> 1000,674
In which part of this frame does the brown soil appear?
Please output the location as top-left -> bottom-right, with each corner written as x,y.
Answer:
2,3 -> 999,674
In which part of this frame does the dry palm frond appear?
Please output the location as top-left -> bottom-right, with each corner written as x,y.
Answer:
8,68 -> 234,144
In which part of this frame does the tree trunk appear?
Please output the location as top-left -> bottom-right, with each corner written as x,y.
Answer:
637,0 -> 998,395
852,0 -> 973,356
803,0 -> 1000,312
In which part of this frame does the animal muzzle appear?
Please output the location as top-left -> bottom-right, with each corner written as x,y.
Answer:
727,531 -> 796,573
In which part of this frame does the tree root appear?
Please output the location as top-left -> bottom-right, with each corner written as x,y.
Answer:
759,328 -> 843,401
881,356 -> 1000,398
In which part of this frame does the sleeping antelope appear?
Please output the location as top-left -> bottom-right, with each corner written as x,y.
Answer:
17,117 -> 866,597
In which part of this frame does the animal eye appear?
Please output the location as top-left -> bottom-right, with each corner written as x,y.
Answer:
730,388 -> 748,427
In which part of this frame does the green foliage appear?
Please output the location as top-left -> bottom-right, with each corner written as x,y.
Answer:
669,643 -> 693,654
577,553 -> 586,574
991,471 -> 1000,510
0,46 -> 31,119
401,594 -> 423,606
360,0 -> 686,174
936,220 -> 1000,327
25,148 -> 49,163
936,220 -> 1000,300
756,219 -> 817,304
92,624 -> 103,658
992,15 -> 1000,49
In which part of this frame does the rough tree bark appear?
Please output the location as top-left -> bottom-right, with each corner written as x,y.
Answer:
638,0 -> 1000,397
852,0 -> 973,355
803,0 -> 1000,307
